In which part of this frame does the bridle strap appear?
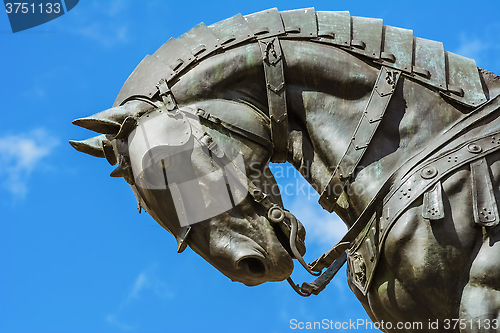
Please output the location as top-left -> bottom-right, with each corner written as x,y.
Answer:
318,66 -> 401,212
195,108 -> 273,152
259,37 -> 288,163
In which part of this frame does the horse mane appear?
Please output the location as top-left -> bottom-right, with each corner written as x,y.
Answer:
72,8 -> 495,172
114,8 -> 488,110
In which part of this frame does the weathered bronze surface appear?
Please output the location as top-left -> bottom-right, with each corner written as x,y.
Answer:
70,8 -> 500,332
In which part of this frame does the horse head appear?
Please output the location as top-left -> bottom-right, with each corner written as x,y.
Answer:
70,97 -> 307,286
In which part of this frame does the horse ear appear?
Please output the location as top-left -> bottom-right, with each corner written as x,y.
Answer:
69,134 -> 108,158
72,106 -> 125,135
72,116 -> 121,135
72,100 -> 151,135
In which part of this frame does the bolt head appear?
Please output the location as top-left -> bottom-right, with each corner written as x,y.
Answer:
467,144 -> 482,153
420,166 -> 438,179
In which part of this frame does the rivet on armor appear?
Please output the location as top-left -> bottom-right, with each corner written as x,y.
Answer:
467,144 -> 482,153
420,166 -> 438,179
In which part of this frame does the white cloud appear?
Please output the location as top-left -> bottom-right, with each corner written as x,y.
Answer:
452,26 -> 500,72
128,272 -> 148,300
106,263 -> 174,331
74,22 -> 129,47
453,34 -> 491,63
0,129 -> 59,198
105,314 -> 137,331
125,263 -> 174,303
55,0 -> 131,48
269,163 -> 347,251
289,194 -> 347,247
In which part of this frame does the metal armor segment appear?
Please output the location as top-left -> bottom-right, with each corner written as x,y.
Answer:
113,55 -> 174,107
153,38 -> 195,76
422,180 -> 445,220
244,8 -> 285,40
315,11 -> 351,46
280,8 -> 317,39
350,16 -> 383,59
176,23 -> 221,61
380,133 -> 500,234
413,37 -> 447,90
445,51 -> 487,107
348,212 -> 378,295
208,13 -> 254,49
379,25 -> 413,73
349,131 -> 500,295
127,110 -> 193,189
471,157 -> 500,227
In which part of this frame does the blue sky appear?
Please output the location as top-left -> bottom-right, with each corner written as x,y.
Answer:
1,1 -> 499,332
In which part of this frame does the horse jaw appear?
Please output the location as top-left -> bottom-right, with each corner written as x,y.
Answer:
186,200 -> 296,286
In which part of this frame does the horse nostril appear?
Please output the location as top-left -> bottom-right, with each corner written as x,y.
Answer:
237,257 -> 267,277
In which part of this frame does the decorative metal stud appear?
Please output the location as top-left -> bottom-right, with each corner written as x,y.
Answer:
420,166 -> 438,179
467,144 -> 482,153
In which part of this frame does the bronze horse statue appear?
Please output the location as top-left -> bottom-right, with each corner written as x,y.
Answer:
70,8 -> 500,332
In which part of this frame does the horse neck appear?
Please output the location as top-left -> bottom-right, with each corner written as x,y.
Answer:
170,39 -> 497,227
281,40 -> 473,226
